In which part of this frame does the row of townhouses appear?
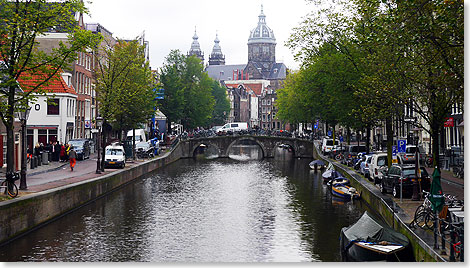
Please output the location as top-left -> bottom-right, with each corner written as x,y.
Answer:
1,8 -> 151,168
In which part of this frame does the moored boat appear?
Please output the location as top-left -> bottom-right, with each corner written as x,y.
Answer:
326,177 -> 350,188
340,211 -> 414,262
309,159 -> 325,170
331,184 -> 360,200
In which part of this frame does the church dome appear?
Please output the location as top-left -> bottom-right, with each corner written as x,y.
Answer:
248,5 -> 276,45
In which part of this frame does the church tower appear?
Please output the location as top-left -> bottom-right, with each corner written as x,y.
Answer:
247,5 -> 276,76
209,33 -> 225,66
188,27 -> 204,62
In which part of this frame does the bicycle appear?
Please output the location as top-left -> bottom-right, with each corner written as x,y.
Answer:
1,172 -> 19,198
452,164 -> 464,179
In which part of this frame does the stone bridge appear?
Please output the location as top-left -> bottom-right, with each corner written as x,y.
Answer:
178,135 -> 314,159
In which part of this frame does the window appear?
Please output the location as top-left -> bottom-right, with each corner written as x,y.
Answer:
267,100 -> 271,105
262,99 -> 266,105
47,99 -> 60,115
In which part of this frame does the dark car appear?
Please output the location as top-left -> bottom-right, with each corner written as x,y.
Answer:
380,164 -> 430,198
342,144 -> 368,166
68,139 -> 91,160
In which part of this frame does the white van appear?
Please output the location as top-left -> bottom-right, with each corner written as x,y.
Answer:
321,138 -> 340,154
369,152 -> 403,184
104,144 -> 126,168
126,129 -> 147,143
217,122 -> 248,133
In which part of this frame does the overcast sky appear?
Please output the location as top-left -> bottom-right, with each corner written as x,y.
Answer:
84,0 -> 317,71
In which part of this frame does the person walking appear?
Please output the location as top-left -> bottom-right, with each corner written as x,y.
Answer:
60,143 -> 66,162
68,146 -> 77,171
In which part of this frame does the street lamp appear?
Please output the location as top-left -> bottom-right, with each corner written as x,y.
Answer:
95,116 -> 103,174
18,106 -> 31,190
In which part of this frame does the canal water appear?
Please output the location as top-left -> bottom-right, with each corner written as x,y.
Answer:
0,144 -> 371,262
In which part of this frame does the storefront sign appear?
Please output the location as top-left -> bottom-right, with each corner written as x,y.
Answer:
85,120 -> 91,128
444,117 -> 454,127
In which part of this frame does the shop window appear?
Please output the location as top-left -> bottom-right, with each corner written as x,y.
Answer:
38,129 -> 47,145
47,99 -> 60,115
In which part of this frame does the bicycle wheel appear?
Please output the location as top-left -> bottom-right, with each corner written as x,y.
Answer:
1,180 -> 17,198
6,181 -> 18,198
424,211 -> 436,230
414,205 -> 427,229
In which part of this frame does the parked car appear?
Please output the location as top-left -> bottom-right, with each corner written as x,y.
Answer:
360,154 -> 374,179
369,152 -> 403,184
380,164 -> 431,198
104,144 -> 126,168
343,144 -> 368,166
400,145 -> 425,164
67,139 -> 90,160
321,138 -> 340,154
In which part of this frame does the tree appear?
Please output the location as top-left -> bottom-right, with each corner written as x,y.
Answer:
210,80 -> 230,126
0,0 -> 100,175
159,51 -> 215,131
94,39 -> 156,164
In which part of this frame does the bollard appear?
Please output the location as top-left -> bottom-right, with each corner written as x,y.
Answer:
37,154 -> 42,166
459,225 -> 464,262
42,152 -> 49,165
30,156 -> 34,169
33,156 -> 37,168
450,226 -> 456,261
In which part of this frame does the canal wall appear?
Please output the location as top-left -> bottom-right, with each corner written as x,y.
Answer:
312,146 -> 445,262
0,141 -> 186,245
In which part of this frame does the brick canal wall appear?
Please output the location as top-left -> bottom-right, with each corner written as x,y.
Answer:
0,141 -> 185,245
312,146 -> 445,262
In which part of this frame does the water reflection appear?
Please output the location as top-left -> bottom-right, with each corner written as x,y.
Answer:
0,146 -> 370,262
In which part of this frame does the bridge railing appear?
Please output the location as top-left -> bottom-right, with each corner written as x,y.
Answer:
177,129 -> 315,141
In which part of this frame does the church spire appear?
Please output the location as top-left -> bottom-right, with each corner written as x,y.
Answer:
188,26 -> 204,63
209,32 -> 225,66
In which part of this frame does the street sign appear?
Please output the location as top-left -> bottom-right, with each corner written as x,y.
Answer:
398,140 -> 406,153
392,146 -> 397,156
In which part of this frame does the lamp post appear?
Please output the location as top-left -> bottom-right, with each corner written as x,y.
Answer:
19,106 -> 31,190
95,116 -> 103,174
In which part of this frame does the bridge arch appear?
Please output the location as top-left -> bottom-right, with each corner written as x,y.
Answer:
190,141 -> 221,158
225,137 -> 266,158
273,141 -> 297,158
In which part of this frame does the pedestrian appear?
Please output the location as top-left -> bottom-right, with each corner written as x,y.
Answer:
60,143 -> 66,162
65,143 -> 70,162
68,146 -> 77,171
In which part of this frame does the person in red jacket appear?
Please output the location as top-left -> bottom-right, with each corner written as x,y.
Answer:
68,146 -> 77,171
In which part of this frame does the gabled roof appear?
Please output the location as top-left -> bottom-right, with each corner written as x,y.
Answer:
225,82 -> 263,96
18,69 -> 77,95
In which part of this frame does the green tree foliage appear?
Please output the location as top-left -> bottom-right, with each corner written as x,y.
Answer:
210,80 -> 230,126
288,0 -> 463,167
159,51 -> 215,130
0,0 -> 100,174
111,41 -> 157,138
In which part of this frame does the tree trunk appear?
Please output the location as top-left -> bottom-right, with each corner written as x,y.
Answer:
386,117 -> 393,168
366,125 -> 371,154
6,120 -> 14,174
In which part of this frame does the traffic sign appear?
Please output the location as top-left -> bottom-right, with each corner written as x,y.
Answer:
397,140 -> 406,153
392,146 -> 397,156
314,123 -> 318,129
339,136 -> 344,142
328,130 -> 332,137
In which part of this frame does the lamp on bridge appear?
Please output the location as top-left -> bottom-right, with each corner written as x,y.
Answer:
18,106 -> 31,190
95,116 -> 103,174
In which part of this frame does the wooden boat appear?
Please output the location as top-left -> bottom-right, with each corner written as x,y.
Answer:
331,184 -> 360,200
340,211 -> 414,262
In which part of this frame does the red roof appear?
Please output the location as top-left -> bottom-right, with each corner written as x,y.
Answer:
17,69 -> 77,95
225,82 -> 263,96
